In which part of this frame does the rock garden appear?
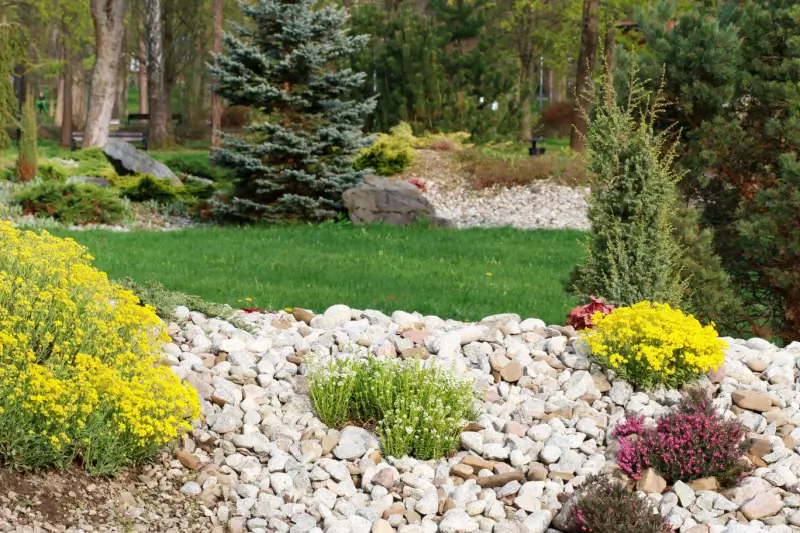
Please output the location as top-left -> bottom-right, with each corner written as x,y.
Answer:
3,218 -> 800,533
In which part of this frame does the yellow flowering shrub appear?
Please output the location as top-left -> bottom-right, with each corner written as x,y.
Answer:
0,222 -> 200,474
584,301 -> 726,389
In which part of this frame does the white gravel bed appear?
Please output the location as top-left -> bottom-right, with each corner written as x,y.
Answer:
36,304 -> 796,533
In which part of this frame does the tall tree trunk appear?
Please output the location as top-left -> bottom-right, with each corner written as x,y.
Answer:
570,0 -> 600,154
547,70 -> 555,104
112,30 -> 127,120
186,26 -> 205,128
138,35 -> 148,113
55,77 -> 64,127
147,0 -> 171,148
60,58 -> 73,147
84,0 -> 126,148
72,66 -> 87,130
604,19 -> 615,76
518,59 -> 534,141
211,0 -> 223,149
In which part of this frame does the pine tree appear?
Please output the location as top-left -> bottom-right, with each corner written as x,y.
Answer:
571,68 -> 685,308
626,0 -> 800,341
210,0 -> 377,222
16,95 -> 37,183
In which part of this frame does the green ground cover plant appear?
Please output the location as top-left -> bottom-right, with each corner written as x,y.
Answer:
55,224 -> 584,324
306,355 -> 480,459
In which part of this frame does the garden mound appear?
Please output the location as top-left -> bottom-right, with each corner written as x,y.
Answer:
4,305 -> 800,533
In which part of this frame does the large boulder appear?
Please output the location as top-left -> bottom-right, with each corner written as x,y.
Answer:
102,139 -> 182,187
343,176 -> 453,227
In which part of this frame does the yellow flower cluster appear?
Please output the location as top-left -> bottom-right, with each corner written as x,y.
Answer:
0,222 -> 200,474
584,301 -> 727,389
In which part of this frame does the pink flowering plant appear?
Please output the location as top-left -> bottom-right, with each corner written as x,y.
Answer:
569,475 -> 672,533
613,388 -> 750,487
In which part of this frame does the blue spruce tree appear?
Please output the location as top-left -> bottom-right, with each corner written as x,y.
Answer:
211,0 -> 377,221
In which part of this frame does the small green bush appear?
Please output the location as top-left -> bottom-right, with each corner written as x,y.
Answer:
70,148 -> 118,180
37,162 -> 68,182
116,278 -> 234,320
306,355 -> 480,460
568,475 -> 672,533
115,277 -> 255,332
70,147 -> 107,163
119,174 -> 181,203
14,181 -> 128,225
163,155 -> 230,182
354,122 -> 416,176
180,178 -> 216,201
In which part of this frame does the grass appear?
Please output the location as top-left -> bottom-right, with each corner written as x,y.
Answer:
54,224 -> 585,325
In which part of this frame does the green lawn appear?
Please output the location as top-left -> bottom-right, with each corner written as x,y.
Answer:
57,224 -> 585,325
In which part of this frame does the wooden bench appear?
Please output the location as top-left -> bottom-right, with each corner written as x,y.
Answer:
529,137 -> 546,156
127,113 -> 184,126
71,131 -> 148,151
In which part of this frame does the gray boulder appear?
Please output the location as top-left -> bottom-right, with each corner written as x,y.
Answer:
342,176 -> 453,227
102,139 -> 182,187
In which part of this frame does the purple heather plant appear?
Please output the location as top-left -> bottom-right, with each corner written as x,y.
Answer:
613,388 -> 750,486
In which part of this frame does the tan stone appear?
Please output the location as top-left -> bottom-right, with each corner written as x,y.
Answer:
732,390 -> 773,412
321,435 -> 339,455
636,468 -> 667,494
749,439 -> 772,458
370,449 -> 382,464
405,509 -> 421,524
210,394 -> 228,407
500,361 -> 523,382
527,463 -> 548,482
548,471 -> 575,481
591,372 -> 612,393
371,519 -> 394,533
286,355 -> 304,365
177,450 -> 201,470
442,498 -> 457,514
765,410 -> 787,427
476,472 -> 526,488
741,492 -> 783,520
490,353 -> 511,371
462,455 -> 494,472
292,307 -> 315,324
745,358 -> 768,372
382,503 -> 406,519
451,464 -> 475,480
688,477 -> 719,491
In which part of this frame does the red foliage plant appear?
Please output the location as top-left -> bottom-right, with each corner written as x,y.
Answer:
566,296 -> 615,330
409,178 -> 427,192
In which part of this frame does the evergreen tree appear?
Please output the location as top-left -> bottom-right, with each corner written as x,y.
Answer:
16,96 -> 37,183
571,68 -> 685,308
625,0 -> 800,341
211,0 -> 377,222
